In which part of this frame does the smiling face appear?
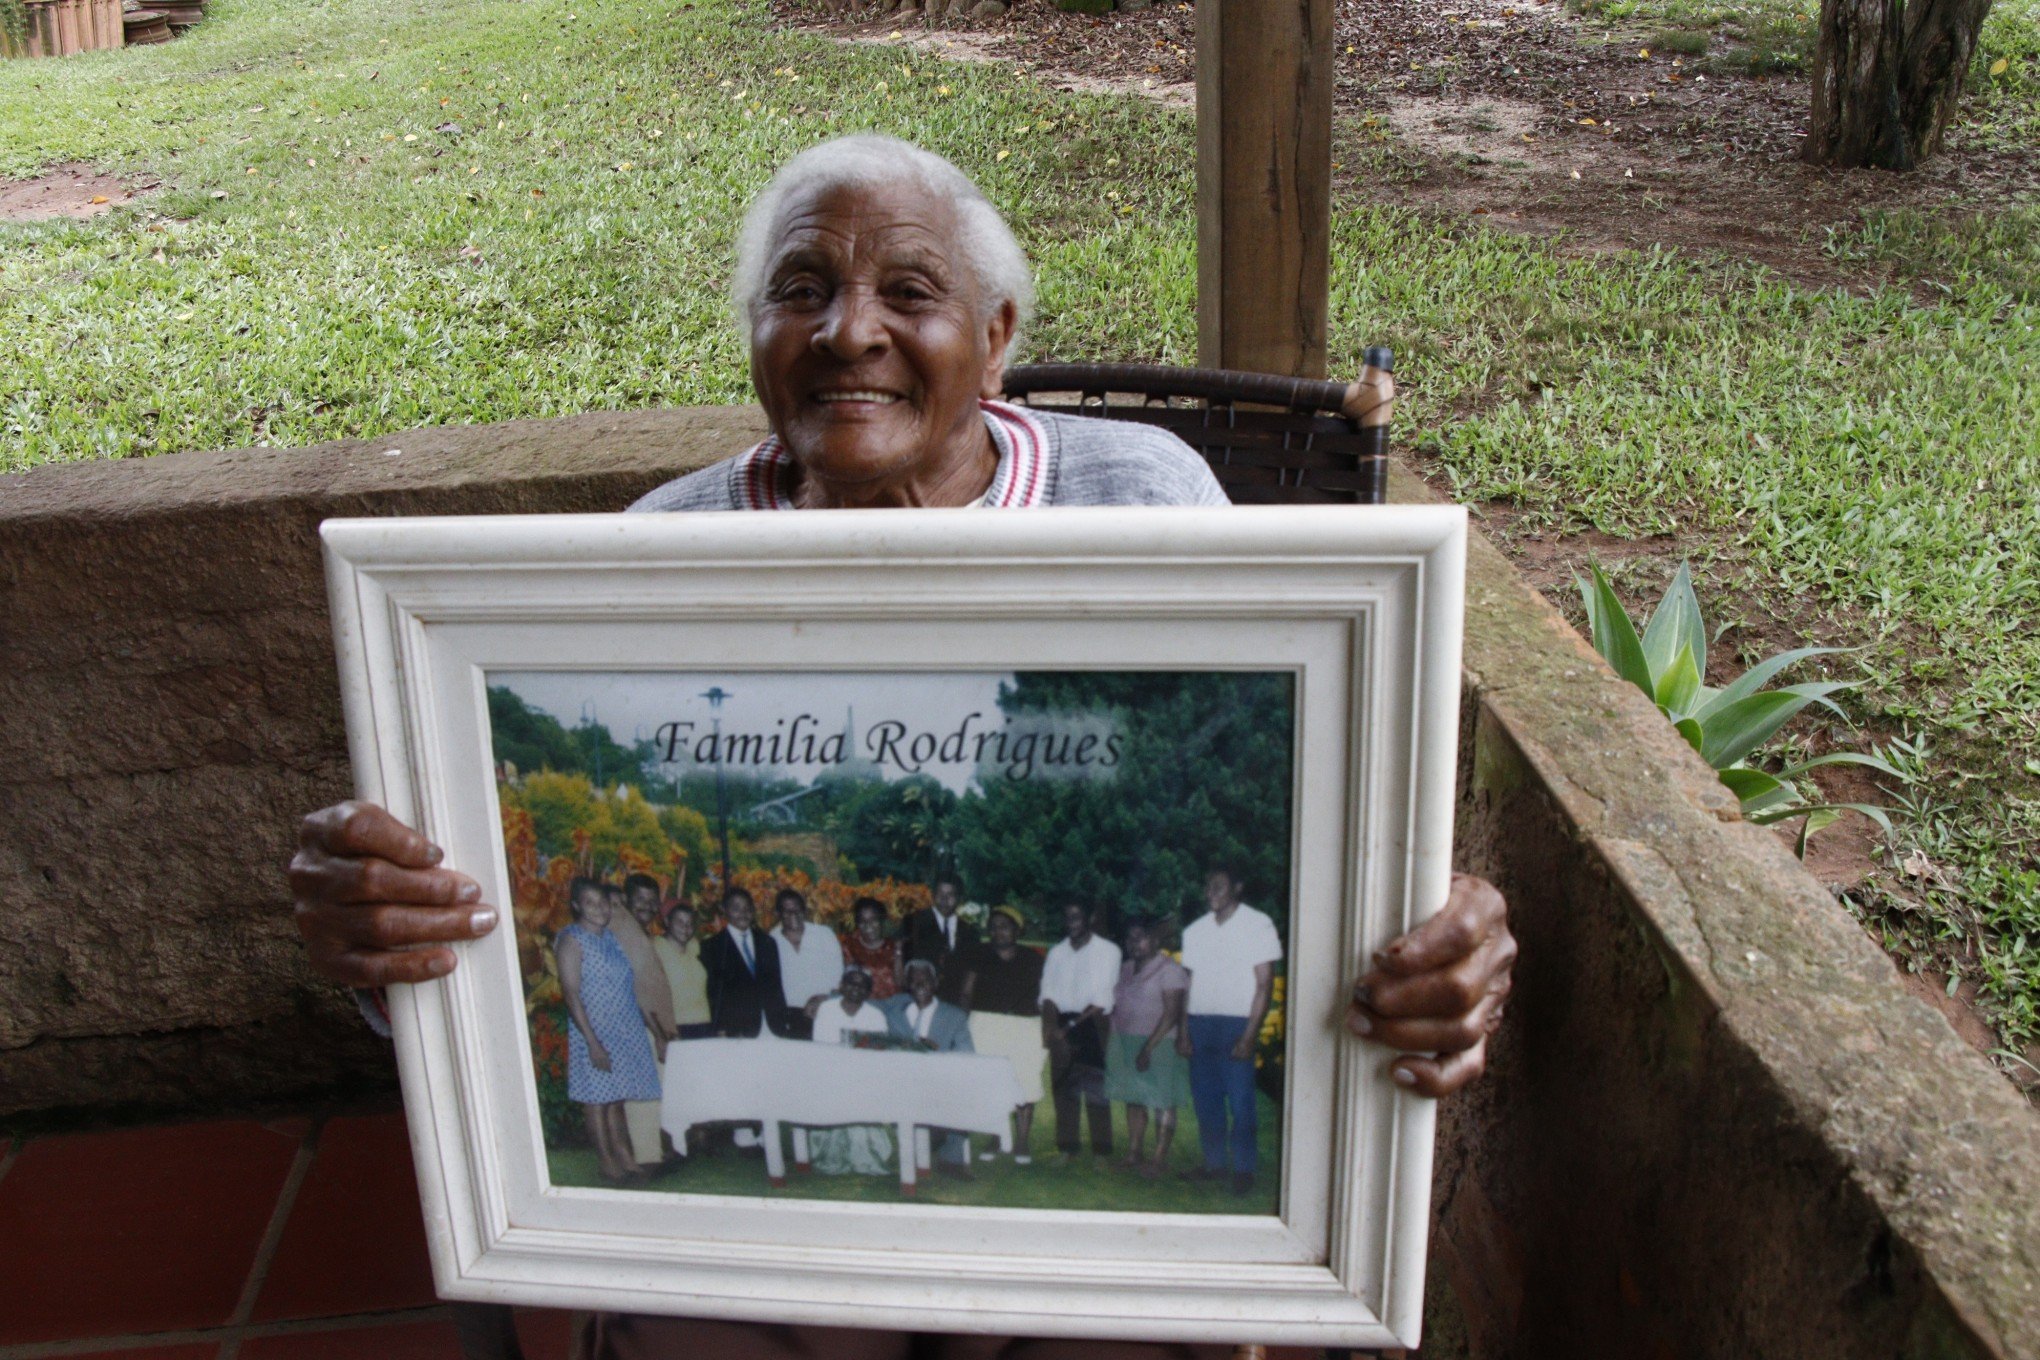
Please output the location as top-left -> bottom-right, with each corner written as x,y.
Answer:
906,963 -> 939,1008
1126,920 -> 1158,963
627,882 -> 661,926
723,892 -> 756,934
933,880 -> 960,916
988,911 -> 1018,949
748,178 -> 1016,506
666,908 -> 695,945
840,969 -> 872,1008
573,884 -> 611,930
854,902 -> 886,944
1061,902 -> 1090,943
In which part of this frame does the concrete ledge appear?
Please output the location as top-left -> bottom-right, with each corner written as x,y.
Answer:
0,412 -> 2032,1356
1401,462 -> 2040,1357
0,409 -> 764,1089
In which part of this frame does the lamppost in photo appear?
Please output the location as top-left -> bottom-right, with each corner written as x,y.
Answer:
579,699 -> 603,791
701,685 -> 734,898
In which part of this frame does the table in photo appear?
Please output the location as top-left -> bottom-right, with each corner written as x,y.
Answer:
660,1034 -> 1025,1194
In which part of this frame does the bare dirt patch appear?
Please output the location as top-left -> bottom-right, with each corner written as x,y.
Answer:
788,0 -> 2038,292
0,164 -> 156,224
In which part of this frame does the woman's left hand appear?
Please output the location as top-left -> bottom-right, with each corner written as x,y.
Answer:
1348,873 -> 1515,1096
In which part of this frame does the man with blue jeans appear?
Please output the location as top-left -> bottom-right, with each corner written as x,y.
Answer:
1177,868 -> 1282,1196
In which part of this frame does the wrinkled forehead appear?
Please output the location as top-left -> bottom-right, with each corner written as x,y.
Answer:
766,178 -> 964,275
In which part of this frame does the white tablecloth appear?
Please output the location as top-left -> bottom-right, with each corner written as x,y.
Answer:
661,1032 -> 1025,1189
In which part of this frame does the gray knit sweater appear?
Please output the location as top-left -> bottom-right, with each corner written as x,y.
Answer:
626,406 -> 1229,513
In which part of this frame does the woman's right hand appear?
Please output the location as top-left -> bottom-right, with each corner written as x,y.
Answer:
590,1041 -> 612,1072
287,800 -> 499,987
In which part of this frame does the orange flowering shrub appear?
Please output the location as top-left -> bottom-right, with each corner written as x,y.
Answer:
696,865 -> 932,934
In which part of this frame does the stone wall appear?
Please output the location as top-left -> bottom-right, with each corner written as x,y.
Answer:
0,409 -> 767,1112
1,414 -> 2033,1355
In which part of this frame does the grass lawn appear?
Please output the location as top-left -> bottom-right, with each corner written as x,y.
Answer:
545,1091 -> 1283,1214
2,0 -> 2034,1067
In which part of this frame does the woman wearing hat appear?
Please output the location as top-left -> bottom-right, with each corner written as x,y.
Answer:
959,905 -> 1048,1164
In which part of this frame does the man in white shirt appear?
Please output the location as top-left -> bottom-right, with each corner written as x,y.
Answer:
771,889 -> 844,1041
1039,901 -> 1122,1156
1176,868 -> 1283,1195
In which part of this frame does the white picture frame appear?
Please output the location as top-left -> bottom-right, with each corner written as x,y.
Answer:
321,503 -> 1466,1349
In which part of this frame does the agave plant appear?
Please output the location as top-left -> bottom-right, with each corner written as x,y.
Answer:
1578,562 -> 1899,853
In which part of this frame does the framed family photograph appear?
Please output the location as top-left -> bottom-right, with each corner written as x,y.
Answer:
321,504 -> 1465,1349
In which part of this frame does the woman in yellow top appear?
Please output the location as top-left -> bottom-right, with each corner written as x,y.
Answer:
651,904 -> 714,1040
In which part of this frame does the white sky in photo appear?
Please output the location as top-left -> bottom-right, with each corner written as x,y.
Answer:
491,670 -> 1017,793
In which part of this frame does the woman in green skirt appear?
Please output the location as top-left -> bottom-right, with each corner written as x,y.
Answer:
1104,916 -> 1192,1178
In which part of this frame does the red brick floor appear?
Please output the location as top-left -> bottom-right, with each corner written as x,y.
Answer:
0,1109 -> 1336,1360
0,1109 -> 576,1360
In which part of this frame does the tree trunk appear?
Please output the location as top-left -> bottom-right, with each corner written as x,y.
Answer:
1804,0 -> 1995,170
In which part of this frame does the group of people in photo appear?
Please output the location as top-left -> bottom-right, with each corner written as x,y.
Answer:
550,868 -> 1283,1196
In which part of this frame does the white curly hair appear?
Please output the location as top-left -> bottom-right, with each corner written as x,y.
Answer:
730,134 -> 1035,347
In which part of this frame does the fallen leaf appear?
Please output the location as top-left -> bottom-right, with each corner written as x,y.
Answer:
210,190 -> 229,199
404,133 -> 419,142
1638,48 -> 1650,57
1578,117 -> 1597,125
996,148 -> 1010,161
531,188 -> 545,197
90,194 -> 109,204
1990,57 -> 2009,76
1570,168 -> 1581,179
175,310 -> 194,321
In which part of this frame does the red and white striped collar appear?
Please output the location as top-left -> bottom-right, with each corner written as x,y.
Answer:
732,400 -> 1051,511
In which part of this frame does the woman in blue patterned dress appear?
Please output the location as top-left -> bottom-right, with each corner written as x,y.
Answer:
556,876 -> 662,1185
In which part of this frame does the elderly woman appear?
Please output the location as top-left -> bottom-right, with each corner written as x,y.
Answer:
290,134 -> 1516,1360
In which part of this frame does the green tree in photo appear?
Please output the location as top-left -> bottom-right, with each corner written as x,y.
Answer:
953,672 -> 1295,933
487,685 -> 675,799
826,774 -> 961,884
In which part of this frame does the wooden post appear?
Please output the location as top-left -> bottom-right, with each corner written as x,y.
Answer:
1195,0 -> 1335,380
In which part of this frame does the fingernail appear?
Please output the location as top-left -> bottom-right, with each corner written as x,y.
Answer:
1350,1011 -> 1372,1036
1392,1067 -> 1417,1087
426,844 -> 445,864
470,908 -> 498,933
458,880 -> 481,903
427,954 -> 454,976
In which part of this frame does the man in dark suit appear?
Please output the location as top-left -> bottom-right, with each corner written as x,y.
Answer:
700,887 -> 789,1039
901,874 -> 978,1007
